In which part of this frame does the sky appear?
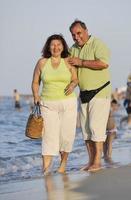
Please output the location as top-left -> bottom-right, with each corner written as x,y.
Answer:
0,0 -> 131,96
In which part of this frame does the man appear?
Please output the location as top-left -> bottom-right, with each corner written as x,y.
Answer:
69,20 -> 111,171
13,89 -> 21,110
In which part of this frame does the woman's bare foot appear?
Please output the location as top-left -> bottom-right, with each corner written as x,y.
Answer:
104,156 -> 114,164
42,155 -> 52,174
43,168 -> 51,176
57,167 -> 65,173
58,161 -> 66,173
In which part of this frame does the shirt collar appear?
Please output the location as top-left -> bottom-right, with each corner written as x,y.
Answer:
85,35 -> 94,45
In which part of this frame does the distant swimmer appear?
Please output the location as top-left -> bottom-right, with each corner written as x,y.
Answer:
13,89 -> 21,109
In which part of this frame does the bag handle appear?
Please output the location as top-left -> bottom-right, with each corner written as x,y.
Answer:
32,102 -> 41,116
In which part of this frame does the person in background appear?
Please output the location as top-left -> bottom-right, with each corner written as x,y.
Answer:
13,89 -> 21,110
32,34 -> 78,174
111,88 -> 119,101
69,20 -> 111,172
103,99 -> 119,161
121,74 -> 131,126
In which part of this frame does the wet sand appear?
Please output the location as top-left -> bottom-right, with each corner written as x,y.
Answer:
0,165 -> 131,200
0,141 -> 131,200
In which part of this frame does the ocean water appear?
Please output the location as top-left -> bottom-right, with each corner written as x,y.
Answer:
0,96 -> 131,184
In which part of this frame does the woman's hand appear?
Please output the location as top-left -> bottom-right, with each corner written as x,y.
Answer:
64,81 -> 76,95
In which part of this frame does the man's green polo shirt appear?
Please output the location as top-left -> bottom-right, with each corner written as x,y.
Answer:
70,36 -> 111,98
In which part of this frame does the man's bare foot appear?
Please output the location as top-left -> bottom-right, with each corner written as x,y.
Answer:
58,162 -> 66,174
88,164 -> 102,172
104,156 -> 114,164
80,162 -> 93,171
80,165 -> 90,171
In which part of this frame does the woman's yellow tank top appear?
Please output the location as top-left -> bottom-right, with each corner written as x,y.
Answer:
40,58 -> 76,101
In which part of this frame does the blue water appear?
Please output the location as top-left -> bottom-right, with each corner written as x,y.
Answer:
0,97 -> 131,184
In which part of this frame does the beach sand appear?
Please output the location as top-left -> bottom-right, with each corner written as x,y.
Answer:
0,164 -> 131,200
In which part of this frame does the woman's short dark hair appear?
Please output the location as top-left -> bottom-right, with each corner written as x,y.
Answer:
41,34 -> 69,58
69,20 -> 87,32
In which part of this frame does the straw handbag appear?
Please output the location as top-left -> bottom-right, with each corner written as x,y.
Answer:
25,104 -> 44,139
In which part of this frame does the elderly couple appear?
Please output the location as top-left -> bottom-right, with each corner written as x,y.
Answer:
32,20 -> 111,174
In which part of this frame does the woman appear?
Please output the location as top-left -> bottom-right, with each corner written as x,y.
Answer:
32,34 -> 78,174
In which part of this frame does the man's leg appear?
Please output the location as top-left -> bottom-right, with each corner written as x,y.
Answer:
88,141 -> 103,171
83,140 -> 103,171
81,140 -> 95,170
80,103 -> 93,170
103,137 -> 108,158
87,98 -> 110,171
